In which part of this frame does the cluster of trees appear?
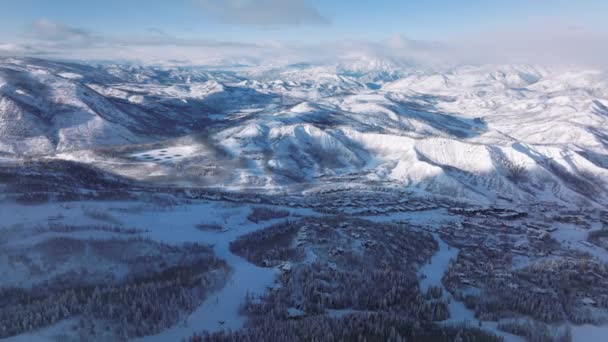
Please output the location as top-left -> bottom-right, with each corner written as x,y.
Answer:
0,160 -> 136,204
0,258 -> 229,340
243,261 -> 449,322
33,238 -> 224,290
444,242 -> 608,325
232,216 -> 437,271
331,218 -> 437,267
227,215 -> 452,341
588,229 -> 608,250
515,257 -> 608,324
472,287 -> 566,323
82,209 -> 122,224
230,221 -> 303,267
0,236 -> 230,340
505,161 -> 528,183
425,285 -> 444,300
246,207 -> 290,223
34,223 -> 143,235
189,312 -> 502,342
545,158 -> 599,196
195,223 -> 225,232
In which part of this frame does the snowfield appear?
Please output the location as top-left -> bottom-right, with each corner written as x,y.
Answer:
130,146 -> 199,164
2,58 -> 606,205
0,200 -> 313,341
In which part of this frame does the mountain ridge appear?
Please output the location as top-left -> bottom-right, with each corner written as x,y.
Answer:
1,57 -> 607,206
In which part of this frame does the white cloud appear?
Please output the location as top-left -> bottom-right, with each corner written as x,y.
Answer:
198,0 -> 330,27
3,19 -> 608,69
146,28 -> 169,36
0,43 -> 27,53
25,18 -> 95,45
448,25 -> 608,67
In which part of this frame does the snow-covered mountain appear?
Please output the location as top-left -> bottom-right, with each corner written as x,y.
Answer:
2,57 -> 608,206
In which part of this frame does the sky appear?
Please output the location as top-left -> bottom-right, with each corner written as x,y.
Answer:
0,0 -> 607,66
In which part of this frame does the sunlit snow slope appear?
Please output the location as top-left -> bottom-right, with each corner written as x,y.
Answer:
1,57 -> 608,205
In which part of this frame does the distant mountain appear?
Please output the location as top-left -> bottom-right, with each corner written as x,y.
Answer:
0,58 -> 268,154
1,57 -> 608,205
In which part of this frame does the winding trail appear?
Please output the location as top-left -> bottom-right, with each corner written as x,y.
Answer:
128,202 -> 280,341
418,234 -> 525,342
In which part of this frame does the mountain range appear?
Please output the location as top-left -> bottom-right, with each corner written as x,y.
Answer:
1,57 -> 608,206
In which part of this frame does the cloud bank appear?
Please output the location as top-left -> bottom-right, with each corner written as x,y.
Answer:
198,0 -> 330,27
1,18 -> 607,69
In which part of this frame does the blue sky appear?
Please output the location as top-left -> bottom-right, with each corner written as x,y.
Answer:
0,0 -> 607,65
1,0 -> 606,41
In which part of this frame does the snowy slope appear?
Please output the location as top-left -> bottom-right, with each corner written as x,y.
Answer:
0,58 -> 272,154
1,57 -> 608,205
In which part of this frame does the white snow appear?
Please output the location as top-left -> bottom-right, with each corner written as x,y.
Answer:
1,59 -> 608,206
572,324 -> 608,342
0,200 -> 313,341
130,145 -> 199,163
57,72 -> 83,80
418,235 -> 459,294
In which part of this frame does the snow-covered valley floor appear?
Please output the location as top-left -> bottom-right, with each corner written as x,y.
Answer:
2,198 -> 608,341
0,200 -> 316,341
